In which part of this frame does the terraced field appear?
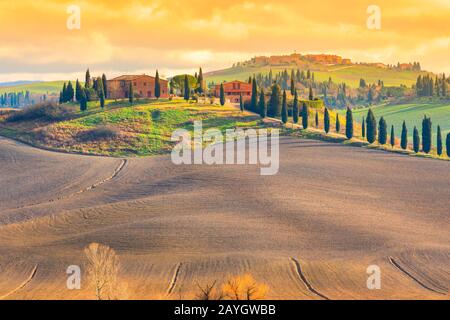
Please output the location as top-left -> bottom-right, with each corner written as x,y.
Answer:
0,136 -> 448,300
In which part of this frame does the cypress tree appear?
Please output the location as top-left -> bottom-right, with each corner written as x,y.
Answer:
259,90 -> 266,118
80,89 -> 87,111
66,81 -> 74,102
413,126 -> 420,153
290,77 -> 295,96
336,114 -> 340,133
85,69 -> 91,88
436,125 -> 442,156
155,70 -> 161,99
366,109 -> 377,143
197,68 -> 204,94
219,83 -> 225,106
324,108 -> 330,133
184,75 -> 190,101
422,115 -> 432,153
390,125 -> 395,147
102,74 -> 108,98
75,79 -> 82,102
315,110 -> 319,128
59,91 -> 63,104
98,78 -> 105,109
362,116 -> 366,138
302,102 -> 309,129
62,83 -> 67,103
292,91 -> 299,124
268,83 -> 281,117
345,107 -> 353,139
446,133 -> 450,157
401,121 -> 408,150
309,86 -> 313,100
251,77 -> 258,112
378,117 -> 387,145
129,82 -> 134,104
281,90 -> 288,124
239,93 -> 244,112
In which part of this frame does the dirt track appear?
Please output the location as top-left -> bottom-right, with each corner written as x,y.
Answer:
0,136 -> 448,299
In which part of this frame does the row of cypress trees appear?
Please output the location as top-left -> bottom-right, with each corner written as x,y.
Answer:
363,109 -> 449,157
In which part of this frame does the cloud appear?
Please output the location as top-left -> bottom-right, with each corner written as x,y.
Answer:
0,0 -> 449,80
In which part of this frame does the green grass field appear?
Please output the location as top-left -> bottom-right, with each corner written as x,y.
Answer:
205,65 -> 430,88
0,99 -> 261,156
0,81 -> 68,95
347,100 -> 450,140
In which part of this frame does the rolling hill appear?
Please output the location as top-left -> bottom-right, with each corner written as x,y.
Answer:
205,64 -> 430,88
348,100 -> 450,140
0,81 -> 67,95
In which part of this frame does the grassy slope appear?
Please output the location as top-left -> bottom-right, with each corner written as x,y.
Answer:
0,99 -> 261,156
0,81 -> 68,95
347,100 -> 450,140
205,65 -> 430,87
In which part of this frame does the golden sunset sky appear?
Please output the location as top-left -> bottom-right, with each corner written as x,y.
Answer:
0,0 -> 449,81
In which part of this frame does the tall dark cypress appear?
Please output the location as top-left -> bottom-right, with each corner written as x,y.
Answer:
436,125 -> 442,156
422,115 -> 432,153
378,117 -> 387,145
309,86 -> 313,100
155,70 -> 161,99
197,68 -> 204,94
259,90 -> 266,118
446,133 -> 450,157
62,83 -> 67,103
324,108 -> 330,133
390,125 -> 395,147
219,83 -> 225,106
401,121 -> 408,150
366,109 -> 377,143
292,91 -> 299,124
85,69 -> 91,88
362,116 -> 366,138
302,102 -> 309,129
66,81 -> 74,102
335,114 -> 340,133
413,126 -> 420,153
184,75 -> 190,101
80,88 -> 87,111
345,107 -> 353,139
268,83 -> 281,117
315,110 -> 319,128
281,90 -> 288,124
97,77 -> 105,109
239,93 -> 244,112
75,79 -> 82,102
290,77 -> 295,96
102,74 -> 108,98
129,82 -> 134,104
251,77 -> 258,112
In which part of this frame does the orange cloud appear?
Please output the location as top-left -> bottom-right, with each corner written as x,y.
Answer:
0,0 -> 448,80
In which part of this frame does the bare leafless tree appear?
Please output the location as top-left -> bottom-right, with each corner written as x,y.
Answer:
84,243 -> 123,300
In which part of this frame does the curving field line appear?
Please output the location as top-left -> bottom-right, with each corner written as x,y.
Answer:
0,265 -> 38,300
388,257 -> 446,295
290,258 -> 330,300
167,263 -> 182,296
7,159 -> 127,212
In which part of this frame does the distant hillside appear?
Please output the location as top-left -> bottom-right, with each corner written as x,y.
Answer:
343,100 -> 450,140
0,81 -> 67,95
205,53 -> 431,88
0,81 -> 41,87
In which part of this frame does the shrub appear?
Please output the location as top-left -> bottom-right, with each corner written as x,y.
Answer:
7,102 -> 73,122
77,125 -> 120,142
